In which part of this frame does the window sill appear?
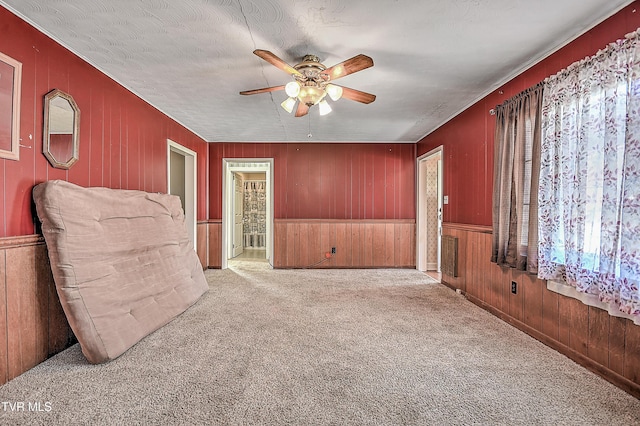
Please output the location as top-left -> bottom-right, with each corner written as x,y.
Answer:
547,280 -> 639,325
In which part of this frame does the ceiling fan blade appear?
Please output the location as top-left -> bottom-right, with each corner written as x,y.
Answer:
338,86 -> 376,104
295,102 -> 309,117
239,85 -> 285,95
254,49 -> 302,76
322,54 -> 374,81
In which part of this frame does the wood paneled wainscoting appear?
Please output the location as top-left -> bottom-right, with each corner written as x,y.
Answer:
197,220 -> 222,269
441,223 -> 640,399
0,222 -> 219,386
273,219 -> 415,268
0,235 -> 74,386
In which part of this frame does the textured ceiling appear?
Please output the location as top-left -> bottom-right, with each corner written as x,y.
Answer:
0,0 -> 634,143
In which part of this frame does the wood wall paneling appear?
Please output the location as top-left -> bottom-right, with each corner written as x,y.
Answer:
38,245 -> 72,357
486,262 -> 498,311
335,223 -> 347,267
0,250 -> 7,384
208,143 -> 416,221
623,320 -> 640,384
351,224 -> 361,267
567,297 -> 589,357
541,284 -> 560,342
466,232 -> 478,297
296,223 -> 311,265
327,223 -> 337,266
588,307 -> 611,368
441,225 -> 640,399
479,233 -> 492,304
346,223 -> 356,266
363,223 -> 374,265
395,222 -> 412,267
410,223 -> 417,266
521,272 -> 543,332
311,222 -> 322,266
206,221 -> 222,269
272,220 -> 415,268
6,245 -> 45,380
507,270 -> 523,322
0,7 -> 209,240
496,265 -> 510,315
384,223 -> 395,266
372,224 -> 385,266
456,229 -> 466,292
196,222 -> 208,269
557,294 -> 573,350
0,237 -> 73,385
285,222 -> 295,267
273,221 -> 287,268
416,3 -> 640,227
608,317 -> 626,377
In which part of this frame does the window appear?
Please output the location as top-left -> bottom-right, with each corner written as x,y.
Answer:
538,31 -> 640,325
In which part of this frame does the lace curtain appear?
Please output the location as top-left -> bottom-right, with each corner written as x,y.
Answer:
491,84 -> 543,273
243,181 -> 266,248
538,30 -> 640,324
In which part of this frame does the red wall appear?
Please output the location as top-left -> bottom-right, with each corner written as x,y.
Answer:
417,2 -> 640,226
0,7 -> 209,238
6,2 -> 633,234
208,143 -> 416,220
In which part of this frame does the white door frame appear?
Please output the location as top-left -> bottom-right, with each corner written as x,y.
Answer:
167,139 -> 197,249
416,146 -> 443,272
222,158 -> 274,269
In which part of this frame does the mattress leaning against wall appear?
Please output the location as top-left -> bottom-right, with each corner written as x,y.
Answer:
32,180 -> 209,364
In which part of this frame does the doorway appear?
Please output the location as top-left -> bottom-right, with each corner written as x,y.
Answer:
416,147 -> 443,273
222,159 -> 274,269
167,140 -> 197,249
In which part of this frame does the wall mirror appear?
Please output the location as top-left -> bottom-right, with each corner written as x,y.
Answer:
43,89 -> 80,169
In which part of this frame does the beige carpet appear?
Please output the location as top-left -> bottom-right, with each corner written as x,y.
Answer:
0,260 -> 638,425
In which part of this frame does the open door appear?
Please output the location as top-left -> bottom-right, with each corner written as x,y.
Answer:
232,173 -> 244,258
167,140 -> 197,249
416,146 -> 443,272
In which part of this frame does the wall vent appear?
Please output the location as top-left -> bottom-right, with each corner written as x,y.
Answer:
441,235 -> 458,277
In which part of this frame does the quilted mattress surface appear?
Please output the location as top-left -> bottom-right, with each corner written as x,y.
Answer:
33,180 -> 208,364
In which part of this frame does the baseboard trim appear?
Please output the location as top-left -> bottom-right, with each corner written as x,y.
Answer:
440,280 -> 457,292
0,234 -> 45,249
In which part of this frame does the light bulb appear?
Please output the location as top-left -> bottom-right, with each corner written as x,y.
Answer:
325,84 -> 343,101
281,97 -> 296,113
318,100 -> 332,116
285,81 -> 301,98
298,85 -> 325,106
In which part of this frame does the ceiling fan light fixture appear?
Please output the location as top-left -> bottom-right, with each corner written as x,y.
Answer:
298,85 -> 325,106
285,81 -> 301,98
325,84 -> 343,101
281,97 -> 297,113
318,100 -> 332,116
241,50 -> 375,117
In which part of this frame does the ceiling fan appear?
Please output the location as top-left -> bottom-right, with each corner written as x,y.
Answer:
240,49 -> 376,117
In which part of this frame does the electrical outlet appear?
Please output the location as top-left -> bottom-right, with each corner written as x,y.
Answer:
511,281 -> 517,294
331,247 -> 336,254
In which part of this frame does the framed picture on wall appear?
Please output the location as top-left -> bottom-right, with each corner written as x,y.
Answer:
0,51 -> 22,161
